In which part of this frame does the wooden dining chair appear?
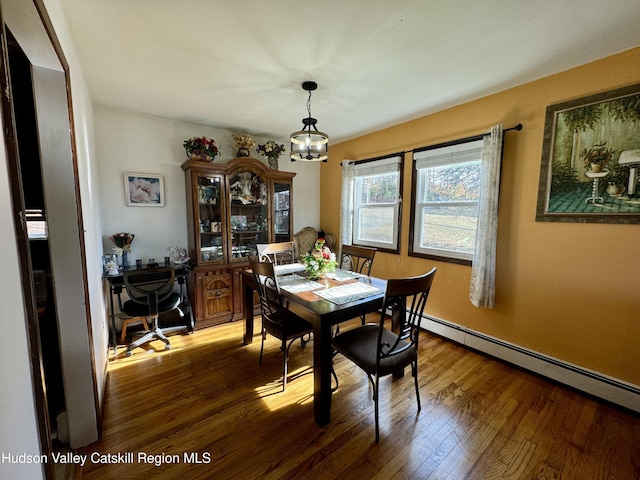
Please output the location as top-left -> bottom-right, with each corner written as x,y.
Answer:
332,267 -> 436,442
336,245 -> 377,333
248,256 -> 313,391
257,241 -> 295,265
340,244 -> 377,276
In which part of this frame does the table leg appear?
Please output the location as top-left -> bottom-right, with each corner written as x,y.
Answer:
313,318 -> 334,426
243,281 -> 254,345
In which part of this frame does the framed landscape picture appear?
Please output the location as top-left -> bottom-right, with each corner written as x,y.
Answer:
536,83 -> 640,223
124,173 -> 165,206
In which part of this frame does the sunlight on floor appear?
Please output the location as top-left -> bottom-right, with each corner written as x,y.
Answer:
254,364 -> 315,411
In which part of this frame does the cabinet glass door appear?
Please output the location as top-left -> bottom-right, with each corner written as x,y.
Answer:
228,170 -> 268,260
274,182 -> 291,242
197,175 -> 224,262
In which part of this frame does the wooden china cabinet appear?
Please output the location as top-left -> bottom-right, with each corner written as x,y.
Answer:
181,156 -> 295,328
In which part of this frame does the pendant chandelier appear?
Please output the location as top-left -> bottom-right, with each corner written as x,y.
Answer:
290,81 -> 329,162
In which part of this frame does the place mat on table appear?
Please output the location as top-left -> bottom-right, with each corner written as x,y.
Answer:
313,282 -> 383,305
274,263 -> 306,275
278,274 -> 324,293
325,269 -> 364,282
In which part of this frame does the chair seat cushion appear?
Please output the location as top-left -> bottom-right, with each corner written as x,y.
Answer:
332,324 -> 416,377
263,310 -> 313,341
123,292 -> 181,318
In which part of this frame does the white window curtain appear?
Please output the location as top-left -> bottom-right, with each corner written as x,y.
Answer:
469,124 -> 503,308
340,160 -> 355,246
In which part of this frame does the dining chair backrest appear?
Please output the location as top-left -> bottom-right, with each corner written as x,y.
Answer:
379,267 -> 437,359
257,242 -> 295,266
248,256 -> 284,321
340,244 -> 377,276
248,256 -> 314,391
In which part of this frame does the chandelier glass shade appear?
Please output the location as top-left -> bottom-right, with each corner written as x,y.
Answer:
290,81 -> 328,162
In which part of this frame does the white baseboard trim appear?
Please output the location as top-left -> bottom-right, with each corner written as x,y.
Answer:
420,314 -> 640,413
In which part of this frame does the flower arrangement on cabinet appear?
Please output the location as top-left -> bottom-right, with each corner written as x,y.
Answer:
184,136 -> 219,162
233,134 -> 255,157
110,232 -> 135,255
301,239 -> 337,280
257,140 -> 286,169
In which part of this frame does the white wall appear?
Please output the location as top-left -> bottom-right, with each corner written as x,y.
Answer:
0,2 -> 106,478
95,105 -> 321,262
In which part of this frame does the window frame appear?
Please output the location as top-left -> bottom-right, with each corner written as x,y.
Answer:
350,153 -> 404,254
409,138 -> 484,266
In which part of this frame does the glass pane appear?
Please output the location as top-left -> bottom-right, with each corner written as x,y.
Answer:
274,183 -> 290,240
197,176 -> 223,262
356,172 -> 398,204
420,204 -> 478,253
229,171 -> 268,260
422,161 -> 481,202
356,206 -> 395,244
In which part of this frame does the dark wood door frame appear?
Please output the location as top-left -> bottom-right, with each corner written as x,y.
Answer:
0,13 -> 55,480
0,0 -> 98,475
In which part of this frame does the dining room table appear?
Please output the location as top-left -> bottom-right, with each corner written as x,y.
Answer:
241,264 -> 386,426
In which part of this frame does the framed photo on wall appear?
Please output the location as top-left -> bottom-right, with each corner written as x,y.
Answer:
536,82 -> 640,224
124,173 -> 165,206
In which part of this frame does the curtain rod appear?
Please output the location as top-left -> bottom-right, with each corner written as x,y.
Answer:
341,123 -> 523,165
411,123 -> 523,155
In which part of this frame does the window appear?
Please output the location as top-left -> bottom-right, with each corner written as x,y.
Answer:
410,140 -> 483,264
26,209 -> 48,239
350,155 -> 403,253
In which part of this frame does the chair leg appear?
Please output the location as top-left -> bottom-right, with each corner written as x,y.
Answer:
412,361 -> 421,412
259,329 -> 266,365
283,338 -> 296,392
331,364 -> 339,392
125,316 -> 171,356
282,345 -> 288,392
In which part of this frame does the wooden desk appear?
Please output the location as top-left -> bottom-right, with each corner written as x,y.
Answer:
242,268 -> 386,426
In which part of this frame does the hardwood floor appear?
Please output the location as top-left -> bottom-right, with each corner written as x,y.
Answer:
76,317 -> 640,480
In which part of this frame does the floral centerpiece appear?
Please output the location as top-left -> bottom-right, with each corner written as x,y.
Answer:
580,142 -> 615,173
110,232 -> 134,267
184,136 -> 219,162
301,239 -> 337,280
257,140 -> 286,169
233,133 -> 255,157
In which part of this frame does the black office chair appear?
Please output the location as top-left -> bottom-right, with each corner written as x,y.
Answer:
248,256 -> 313,391
118,267 -> 184,356
257,241 -> 295,265
332,267 -> 436,442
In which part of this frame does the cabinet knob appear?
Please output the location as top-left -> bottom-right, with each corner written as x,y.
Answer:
215,291 -> 223,298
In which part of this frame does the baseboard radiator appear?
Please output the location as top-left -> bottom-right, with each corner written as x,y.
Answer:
419,313 -> 640,414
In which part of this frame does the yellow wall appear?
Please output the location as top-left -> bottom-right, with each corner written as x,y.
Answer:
322,47 -> 640,386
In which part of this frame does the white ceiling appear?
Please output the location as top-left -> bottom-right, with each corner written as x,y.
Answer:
58,0 -> 640,143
